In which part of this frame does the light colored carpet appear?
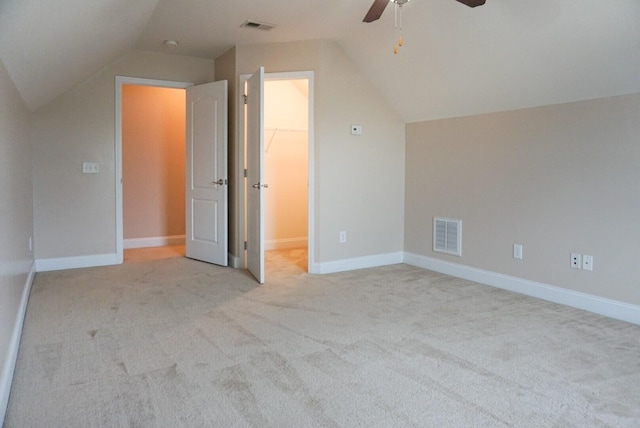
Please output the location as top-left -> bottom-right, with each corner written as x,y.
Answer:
4,248 -> 640,427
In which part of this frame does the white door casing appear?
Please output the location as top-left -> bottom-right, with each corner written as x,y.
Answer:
186,80 -> 228,266
246,68 -> 265,283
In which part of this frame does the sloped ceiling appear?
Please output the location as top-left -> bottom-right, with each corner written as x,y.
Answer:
342,0 -> 640,122
1,0 -> 639,122
0,0 -> 160,111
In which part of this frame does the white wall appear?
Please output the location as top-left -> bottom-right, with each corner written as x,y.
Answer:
0,58 -> 34,423
405,92 -> 640,307
235,41 -> 406,269
31,51 -> 214,265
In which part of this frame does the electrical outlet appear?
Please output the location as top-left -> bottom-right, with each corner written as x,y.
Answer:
570,253 -> 581,269
350,125 -> 362,136
582,255 -> 593,271
339,231 -> 347,243
513,244 -> 523,260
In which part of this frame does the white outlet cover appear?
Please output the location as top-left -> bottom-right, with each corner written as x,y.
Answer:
513,244 -> 523,259
571,253 -> 581,269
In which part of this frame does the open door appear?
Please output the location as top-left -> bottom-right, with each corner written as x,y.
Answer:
185,80 -> 228,266
246,68 -> 265,283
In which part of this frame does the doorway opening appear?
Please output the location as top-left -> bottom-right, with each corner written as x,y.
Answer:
263,78 -> 309,274
115,77 -> 192,263
240,71 -> 314,281
122,84 -> 186,257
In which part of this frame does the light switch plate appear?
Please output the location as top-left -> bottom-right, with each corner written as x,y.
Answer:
83,162 -> 99,173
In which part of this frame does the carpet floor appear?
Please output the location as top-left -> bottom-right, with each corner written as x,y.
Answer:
4,247 -> 640,427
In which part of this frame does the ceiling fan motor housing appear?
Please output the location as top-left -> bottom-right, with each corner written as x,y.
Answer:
460,0 -> 486,7
364,0 -> 485,23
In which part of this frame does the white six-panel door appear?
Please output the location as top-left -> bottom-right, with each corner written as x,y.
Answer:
185,80 -> 228,266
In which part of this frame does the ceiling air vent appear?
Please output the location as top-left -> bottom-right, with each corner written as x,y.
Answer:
433,217 -> 462,256
241,20 -> 277,31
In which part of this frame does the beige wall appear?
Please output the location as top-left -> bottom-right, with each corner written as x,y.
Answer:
235,40 -> 406,264
31,51 -> 214,259
264,80 -> 308,248
0,58 -> 33,418
405,93 -> 640,305
122,85 -> 185,240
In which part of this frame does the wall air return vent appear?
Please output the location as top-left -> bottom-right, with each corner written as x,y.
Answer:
241,20 -> 277,31
433,217 -> 462,256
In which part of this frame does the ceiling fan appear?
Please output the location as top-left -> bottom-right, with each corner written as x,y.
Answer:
363,0 -> 486,23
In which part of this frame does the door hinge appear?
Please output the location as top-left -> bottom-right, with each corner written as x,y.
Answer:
244,168 -> 248,178
244,241 -> 247,250
242,94 -> 248,105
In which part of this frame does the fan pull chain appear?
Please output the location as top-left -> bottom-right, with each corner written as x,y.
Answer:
394,2 -> 403,30
394,3 -> 405,54
392,1 -> 408,54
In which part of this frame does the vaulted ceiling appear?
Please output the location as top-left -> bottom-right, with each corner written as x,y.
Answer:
1,0 -> 639,122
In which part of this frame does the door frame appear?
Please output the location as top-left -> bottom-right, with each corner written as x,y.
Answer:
114,76 -> 193,263
237,71 -> 315,273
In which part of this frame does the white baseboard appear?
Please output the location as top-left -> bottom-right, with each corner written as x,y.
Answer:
35,253 -> 120,272
1,262 -> 35,424
228,253 -> 241,269
404,252 -> 640,326
124,235 -> 185,249
311,252 -> 404,275
265,237 -> 307,251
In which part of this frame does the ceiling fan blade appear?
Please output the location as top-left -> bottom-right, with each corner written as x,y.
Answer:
363,0 -> 389,23
455,0 -> 486,7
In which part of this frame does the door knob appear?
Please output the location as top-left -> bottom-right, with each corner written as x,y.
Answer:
252,183 -> 269,189
212,178 -> 227,185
